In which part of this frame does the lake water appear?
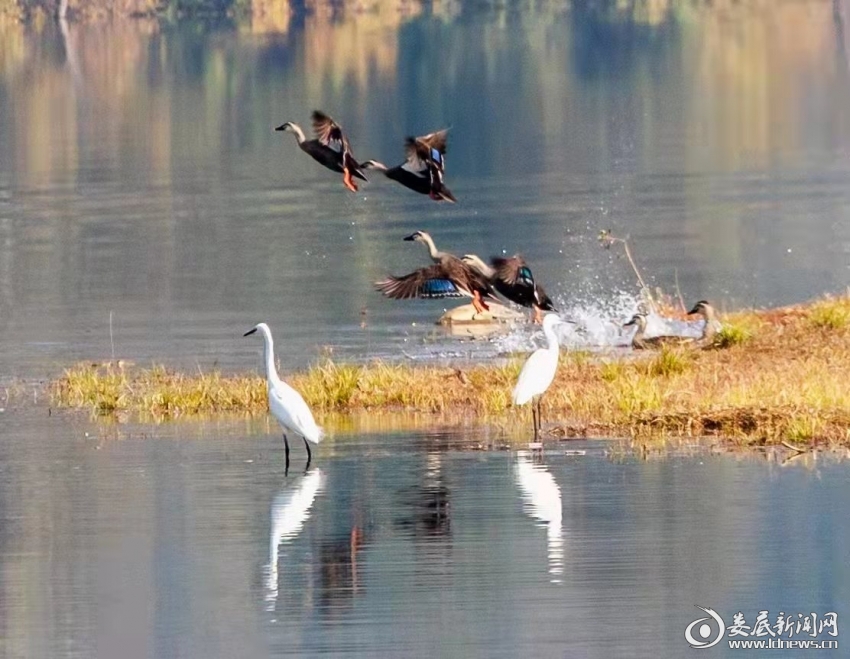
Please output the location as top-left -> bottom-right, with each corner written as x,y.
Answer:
2,4 -> 850,657
1,3 -> 850,378
1,414 -> 847,658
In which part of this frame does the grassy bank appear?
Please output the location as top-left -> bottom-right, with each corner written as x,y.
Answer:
51,295 -> 850,447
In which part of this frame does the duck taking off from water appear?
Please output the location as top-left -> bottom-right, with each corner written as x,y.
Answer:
361,129 -> 456,202
374,230 -> 494,315
462,254 -> 556,324
512,314 -> 564,443
243,323 -> 323,473
275,111 -> 367,193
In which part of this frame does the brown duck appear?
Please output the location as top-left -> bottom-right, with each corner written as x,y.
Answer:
461,253 -> 556,324
275,111 -> 367,192
361,129 -> 456,202
374,231 -> 493,314
623,312 -> 694,350
688,300 -> 723,344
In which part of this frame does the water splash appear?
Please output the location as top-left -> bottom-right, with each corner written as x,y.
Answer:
372,290 -> 707,364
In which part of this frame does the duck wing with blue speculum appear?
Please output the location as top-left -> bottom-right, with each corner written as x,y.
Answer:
360,129 -> 456,202
374,230 -> 495,317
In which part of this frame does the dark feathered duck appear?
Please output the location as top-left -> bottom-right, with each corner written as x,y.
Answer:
623,312 -> 693,350
687,300 -> 723,344
461,254 -> 556,324
275,111 -> 367,192
375,231 -> 493,315
361,129 -> 456,202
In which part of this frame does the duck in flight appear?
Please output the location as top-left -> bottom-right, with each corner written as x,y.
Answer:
461,254 -> 556,324
361,129 -> 456,202
275,110 -> 368,192
374,231 -> 493,315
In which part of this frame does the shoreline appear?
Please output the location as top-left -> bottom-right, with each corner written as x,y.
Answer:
45,294 -> 850,448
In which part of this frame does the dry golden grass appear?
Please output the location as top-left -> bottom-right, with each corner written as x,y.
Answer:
51,296 -> 850,447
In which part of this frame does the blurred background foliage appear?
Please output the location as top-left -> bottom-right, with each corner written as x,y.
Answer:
1,0 -> 839,25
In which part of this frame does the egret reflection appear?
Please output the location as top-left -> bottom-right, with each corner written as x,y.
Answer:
514,452 -> 564,583
266,469 -> 325,609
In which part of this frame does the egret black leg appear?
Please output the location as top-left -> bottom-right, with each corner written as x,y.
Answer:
537,397 -> 543,435
304,438 -> 312,471
283,434 -> 290,474
532,402 -> 539,442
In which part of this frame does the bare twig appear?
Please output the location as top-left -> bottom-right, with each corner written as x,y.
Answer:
674,268 -> 686,313
109,311 -> 115,362
598,230 -> 656,312
781,440 -> 808,453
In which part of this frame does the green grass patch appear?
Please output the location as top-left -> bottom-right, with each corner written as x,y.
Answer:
49,295 -> 850,447
808,296 -> 850,330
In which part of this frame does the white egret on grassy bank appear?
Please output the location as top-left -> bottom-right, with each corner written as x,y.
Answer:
512,313 -> 565,443
244,323 -> 323,472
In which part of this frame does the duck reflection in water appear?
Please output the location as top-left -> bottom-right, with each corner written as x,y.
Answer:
266,469 -> 325,610
515,452 -> 564,583
317,521 -> 369,615
394,450 -> 451,540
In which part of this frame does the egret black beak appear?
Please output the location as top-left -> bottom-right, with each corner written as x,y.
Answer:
686,304 -> 701,315
403,233 -> 419,241
623,318 -> 637,328
243,328 -> 257,337
274,124 -> 287,132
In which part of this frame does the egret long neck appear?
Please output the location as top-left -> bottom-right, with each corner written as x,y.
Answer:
543,323 -> 560,352
260,329 -> 281,385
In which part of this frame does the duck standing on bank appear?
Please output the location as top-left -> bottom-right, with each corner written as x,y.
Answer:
275,111 -> 368,192
244,323 -> 323,473
374,231 -> 494,315
624,300 -> 724,349
623,311 -> 693,350
462,254 -> 556,324
361,129 -> 456,202
688,300 -> 723,344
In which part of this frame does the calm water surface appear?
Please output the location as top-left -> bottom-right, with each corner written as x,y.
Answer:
1,414 -> 847,658
1,4 -> 850,377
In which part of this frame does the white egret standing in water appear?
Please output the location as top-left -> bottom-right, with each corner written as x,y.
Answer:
266,469 -> 325,609
512,313 -> 564,444
244,323 -> 323,472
